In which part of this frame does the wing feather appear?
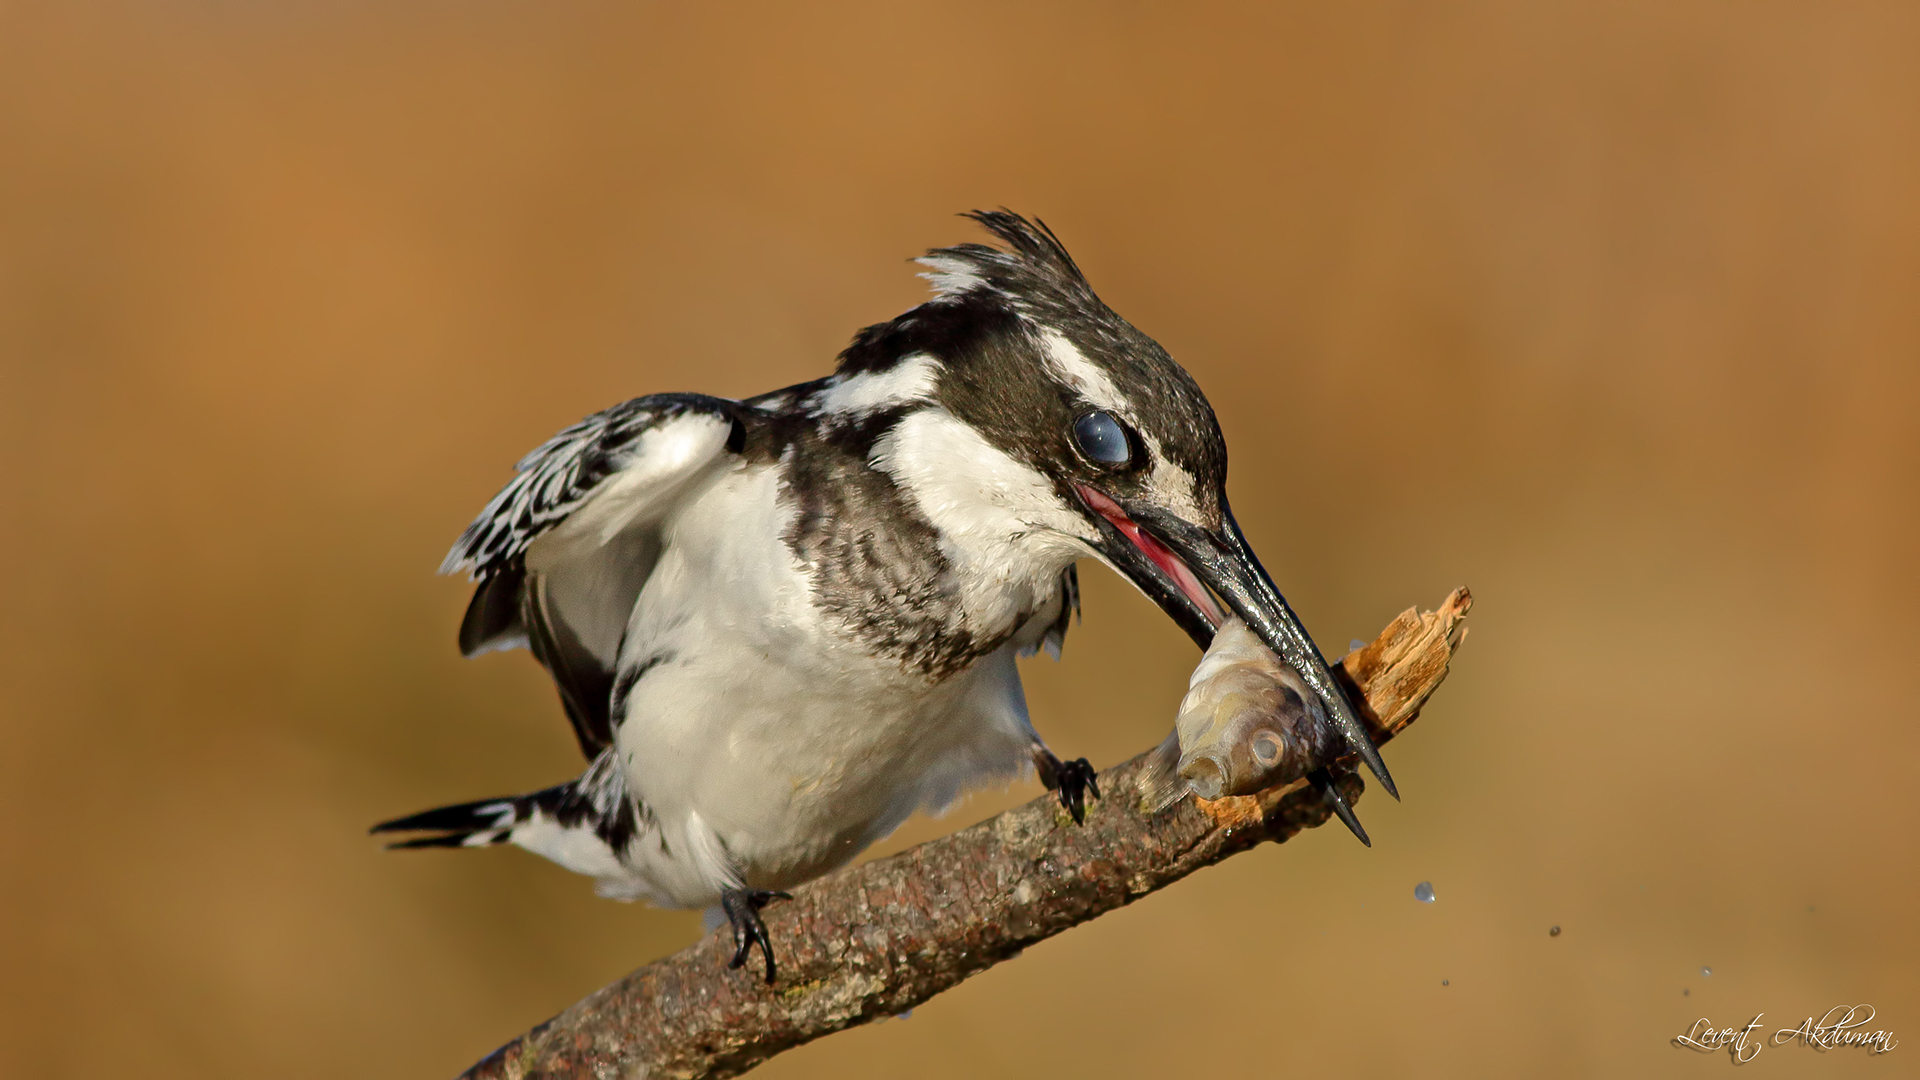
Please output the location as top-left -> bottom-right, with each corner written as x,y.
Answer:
445,393 -> 746,757
443,393 -> 742,580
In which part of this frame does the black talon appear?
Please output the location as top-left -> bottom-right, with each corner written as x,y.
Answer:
1309,767 -> 1371,847
720,887 -> 791,984
1054,757 -> 1100,824
1033,749 -> 1101,824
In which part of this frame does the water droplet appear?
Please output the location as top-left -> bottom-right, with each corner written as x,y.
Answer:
1684,988 -> 1691,997
1441,979 -> 1450,986
1549,925 -> 1561,937
1701,966 -> 1712,978
1414,881 -> 1436,903
1349,638 -> 1367,653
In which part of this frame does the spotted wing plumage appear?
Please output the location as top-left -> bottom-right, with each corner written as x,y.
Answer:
442,393 -> 745,580
444,393 -> 746,757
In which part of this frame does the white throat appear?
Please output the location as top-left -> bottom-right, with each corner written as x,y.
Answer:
872,407 -> 1095,640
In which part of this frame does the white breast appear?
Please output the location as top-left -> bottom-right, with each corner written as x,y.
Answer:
604,459 -> 1055,907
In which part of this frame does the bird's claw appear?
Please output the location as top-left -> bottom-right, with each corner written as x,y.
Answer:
1053,757 -> 1101,824
1032,747 -> 1101,824
721,887 -> 791,984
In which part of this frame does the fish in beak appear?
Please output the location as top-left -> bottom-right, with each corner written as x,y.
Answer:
1077,484 -> 1395,844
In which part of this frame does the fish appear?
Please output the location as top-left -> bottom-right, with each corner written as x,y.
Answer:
1161,616 -> 1342,802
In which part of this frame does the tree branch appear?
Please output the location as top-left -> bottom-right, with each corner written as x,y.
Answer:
460,588 -> 1473,1080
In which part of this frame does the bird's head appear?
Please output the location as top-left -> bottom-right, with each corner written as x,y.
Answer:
819,211 -> 1393,812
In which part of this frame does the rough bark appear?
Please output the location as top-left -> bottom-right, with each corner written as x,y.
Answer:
460,587 -> 1473,1080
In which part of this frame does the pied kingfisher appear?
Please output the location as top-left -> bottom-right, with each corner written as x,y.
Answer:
374,212 -> 1393,982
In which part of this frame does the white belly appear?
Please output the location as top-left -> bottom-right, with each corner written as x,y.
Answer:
605,463 -> 1051,907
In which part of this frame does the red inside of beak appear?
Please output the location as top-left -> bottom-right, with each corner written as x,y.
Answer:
1076,485 -> 1227,629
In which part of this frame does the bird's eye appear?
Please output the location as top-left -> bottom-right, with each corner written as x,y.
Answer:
1072,411 -> 1132,467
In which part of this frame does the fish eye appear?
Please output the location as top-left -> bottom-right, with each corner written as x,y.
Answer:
1250,731 -> 1285,768
1072,411 -> 1132,467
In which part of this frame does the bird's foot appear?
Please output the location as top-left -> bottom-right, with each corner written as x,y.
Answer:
1035,749 -> 1102,825
720,887 -> 792,984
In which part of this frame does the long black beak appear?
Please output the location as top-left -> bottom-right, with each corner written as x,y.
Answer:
1079,488 -> 1396,842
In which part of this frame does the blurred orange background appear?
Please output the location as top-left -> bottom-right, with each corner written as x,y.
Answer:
3,2 -> 1916,1077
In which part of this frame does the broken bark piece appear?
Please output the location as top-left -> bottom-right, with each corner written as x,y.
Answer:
1193,586 -> 1471,831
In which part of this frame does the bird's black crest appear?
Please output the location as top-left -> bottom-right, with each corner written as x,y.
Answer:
928,209 -> 1094,295
833,210 -> 1110,378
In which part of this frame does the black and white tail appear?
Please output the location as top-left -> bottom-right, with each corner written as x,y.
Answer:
372,750 -> 647,889
370,787 -> 569,849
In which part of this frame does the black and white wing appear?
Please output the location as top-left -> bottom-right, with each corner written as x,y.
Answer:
445,393 -> 747,758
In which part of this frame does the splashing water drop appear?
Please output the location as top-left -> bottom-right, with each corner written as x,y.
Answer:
1701,966 -> 1712,978
1414,881 -> 1436,903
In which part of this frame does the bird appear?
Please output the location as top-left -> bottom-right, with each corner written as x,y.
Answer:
372,211 -> 1394,983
